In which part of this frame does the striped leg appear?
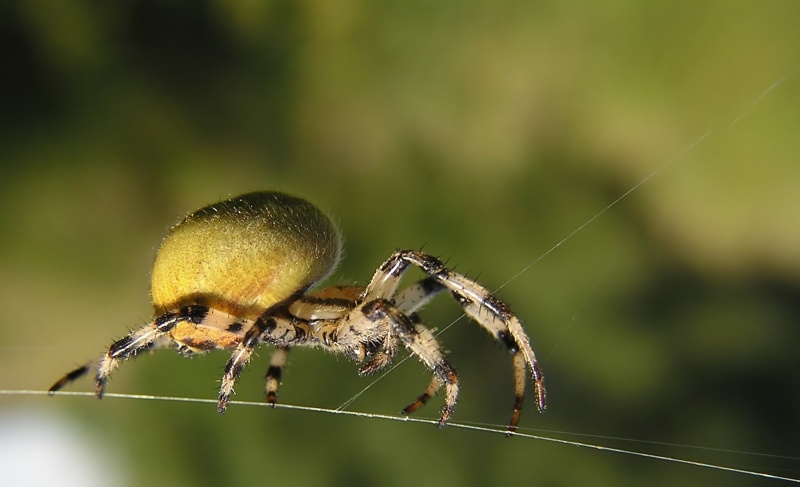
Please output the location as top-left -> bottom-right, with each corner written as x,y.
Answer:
265,346 -> 289,405
218,314 -> 312,413
402,374 -> 442,417
395,277 -> 446,314
357,277 -> 444,375
366,250 -> 546,433
48,307 -> 205,397
359,299 -> 459,427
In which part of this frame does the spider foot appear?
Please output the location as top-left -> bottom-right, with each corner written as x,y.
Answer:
94,382 -> 106,399
506,394 -> 523,437
401,392 -> 431,416
219,348 -> 249,414
48,364 -> 91,395
217,394 -> 229,414
437,405 -> 454,428
265,362 -> 282,408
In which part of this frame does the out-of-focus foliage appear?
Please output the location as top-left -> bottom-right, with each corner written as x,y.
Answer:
1,1 -> 798,486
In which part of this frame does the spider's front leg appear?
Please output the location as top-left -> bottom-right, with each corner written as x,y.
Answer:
344,299 -> 459,427
369,250 -> 546,434
356,277 -> 446,375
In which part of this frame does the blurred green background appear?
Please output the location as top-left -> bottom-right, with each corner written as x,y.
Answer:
1,1 -> 799,486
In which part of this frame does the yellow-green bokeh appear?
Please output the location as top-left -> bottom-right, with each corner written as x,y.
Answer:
1,2 -> 798,486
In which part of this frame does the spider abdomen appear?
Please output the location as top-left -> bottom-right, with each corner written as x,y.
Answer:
150,191 -> 342,319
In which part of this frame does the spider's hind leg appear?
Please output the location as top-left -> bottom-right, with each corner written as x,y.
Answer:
48,306 -> 205,398
93,308 -> 205,397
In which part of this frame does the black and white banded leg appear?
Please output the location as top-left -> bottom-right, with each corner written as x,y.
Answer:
366,250 -> 546,433
265,346 -> 289,405
48,306 -> 208,397
359,299 -> 460,427
218,314 -> 311,413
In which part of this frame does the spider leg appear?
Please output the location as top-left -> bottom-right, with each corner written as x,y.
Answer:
402,373 -> 442,416
218,313 -> 311,413
359,299 -> 459,427
395,277 -> 445,314
48,306 -> 206,397
355,277 -> 444,375
398,317 -> 452,417
48,362 -> 93,393
265,346 -> 289,405
355,303 -> 449,418
357,336 -> 397,375
367,250 -> 546,433
366,277 -> 449,416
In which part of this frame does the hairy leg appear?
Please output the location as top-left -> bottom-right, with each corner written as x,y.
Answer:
365,250 -> 545,432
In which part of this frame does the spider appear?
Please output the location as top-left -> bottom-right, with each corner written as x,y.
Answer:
49,191 -> 546,432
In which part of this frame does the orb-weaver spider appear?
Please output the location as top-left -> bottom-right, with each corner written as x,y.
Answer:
50,191 -> 545,433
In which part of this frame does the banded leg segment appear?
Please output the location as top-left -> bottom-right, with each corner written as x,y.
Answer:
96,306 -> 209,396
48,363 -> 92,394
218,314 -> 312,413
401,373 -> 443,417
360,299 -> 459,427
395,277 -> 445,314
398,313 -> 455,418
49,306 -> 206,397
265,346 -> 289,405
367,250 -> 546,431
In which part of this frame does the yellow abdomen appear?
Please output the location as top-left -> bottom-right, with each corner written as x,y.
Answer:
150,192 -> 342,320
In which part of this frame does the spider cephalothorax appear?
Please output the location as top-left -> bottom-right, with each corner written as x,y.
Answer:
50,191 -> 546,432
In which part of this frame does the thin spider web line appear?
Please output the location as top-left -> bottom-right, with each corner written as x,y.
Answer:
13,68 -> 798,486
6,390 -> 799,484
334,65 -> 799,411
497,65 -> 799,294
318,67 -> 800,480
